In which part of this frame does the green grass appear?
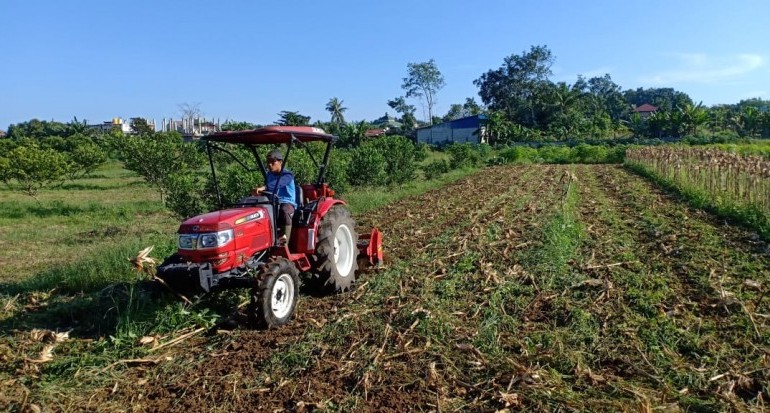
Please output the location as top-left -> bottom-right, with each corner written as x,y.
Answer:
0,158 -> 483,398
526,173 -> 584,291
6,163 -> 769,411
0,161 -> 176,283
575,166 -> 770,410
711,140 -> 770,159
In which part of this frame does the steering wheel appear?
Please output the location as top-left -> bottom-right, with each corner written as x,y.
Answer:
260,190 -> 278,202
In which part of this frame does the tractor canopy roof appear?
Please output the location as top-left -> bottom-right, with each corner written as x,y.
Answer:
205,126 -> 334,145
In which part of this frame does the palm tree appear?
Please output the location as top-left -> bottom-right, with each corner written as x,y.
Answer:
276,111 -> 310,126
647,111 -> 668,138
549,82 -> 582,114
679,102 -> 708,136
547,82 -> 583,138
733,106 -> 760,138
326,98 -> 347,126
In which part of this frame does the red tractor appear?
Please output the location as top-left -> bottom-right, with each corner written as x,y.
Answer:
157,126 -> 382,328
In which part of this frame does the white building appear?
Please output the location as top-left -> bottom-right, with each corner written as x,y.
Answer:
161,117 -> 220,140
87,118 -> 134,134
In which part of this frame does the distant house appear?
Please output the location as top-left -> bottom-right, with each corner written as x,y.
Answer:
415,114 -> 488,145
633,103 -> 658,119
371,113 -> 403,130
365,128 -> 386,138
0,130 -> 6,138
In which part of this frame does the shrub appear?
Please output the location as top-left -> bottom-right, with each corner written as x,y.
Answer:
284,145 -> 319,187
0,156 -> 10,184
1,144 -> 69,196
348,136 -> 417,186
282,142 -> 350,193
477,143 -> 492,160
205,162 -> 262,208
497,146 -> 538,164
537,146 -> 572,164
325,148 -> 351,193
446,143 -> 482,169
13,133 -> 107,180
571,144 -> 626,164
605,146 -> 627,163
65,142 -> 107,179
111,131 -> 204,201
414,143 -> 430,163
422,159 -> 450,180
165,173 -> 209,219
496,144 -> 625,165
572,144 -> 608,164
684,130 -> 741,145
375,135 -> 417,185
0,139 -> 17,154
348,144 -> 387,186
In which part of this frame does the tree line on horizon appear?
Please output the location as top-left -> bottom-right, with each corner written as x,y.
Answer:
2,44 -> 770,203
215,45 -> 770,145
3,44 -> 770,145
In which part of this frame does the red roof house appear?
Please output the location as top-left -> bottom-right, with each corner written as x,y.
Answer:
365,128 -> 386,138
633,104 -> 658,118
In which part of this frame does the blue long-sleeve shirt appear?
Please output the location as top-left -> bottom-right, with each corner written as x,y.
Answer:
266,169 -> 297,208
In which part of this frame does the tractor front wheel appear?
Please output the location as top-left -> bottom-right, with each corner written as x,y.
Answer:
310,205 -> 359,293
249,258 -> 300,329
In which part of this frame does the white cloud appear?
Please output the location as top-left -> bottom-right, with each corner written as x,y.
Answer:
640,53 -> 765,85
578,67 -> 614,79
554,66 -> 614,83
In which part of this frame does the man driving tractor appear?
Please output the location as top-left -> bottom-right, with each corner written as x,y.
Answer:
252,148 -> 296,244
156,126 -> 382,328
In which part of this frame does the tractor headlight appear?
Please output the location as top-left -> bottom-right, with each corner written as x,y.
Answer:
199,229 -> 234,249
178,234 -> 197,250
179,229 -> 234,250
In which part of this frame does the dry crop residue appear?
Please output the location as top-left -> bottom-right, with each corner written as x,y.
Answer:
26,165 -> 770,412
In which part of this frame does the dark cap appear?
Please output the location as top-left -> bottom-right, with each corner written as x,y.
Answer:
267,148 -> 284,161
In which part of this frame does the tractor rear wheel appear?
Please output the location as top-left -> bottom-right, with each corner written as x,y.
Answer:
249,258 -> 300,329
310,205 -> 359,293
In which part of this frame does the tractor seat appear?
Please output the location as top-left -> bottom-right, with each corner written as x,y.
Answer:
293,185 -> 318,227
295,185 -> 304,209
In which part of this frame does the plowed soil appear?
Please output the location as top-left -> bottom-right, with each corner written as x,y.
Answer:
7,164 -> 770,412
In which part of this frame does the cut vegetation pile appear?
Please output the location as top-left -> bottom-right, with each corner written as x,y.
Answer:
2,164 -> 770,412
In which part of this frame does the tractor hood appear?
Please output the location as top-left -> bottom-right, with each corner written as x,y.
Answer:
178,207 -> 265,233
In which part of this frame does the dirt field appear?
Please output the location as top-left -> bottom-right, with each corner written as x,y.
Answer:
4,164 -> 770,412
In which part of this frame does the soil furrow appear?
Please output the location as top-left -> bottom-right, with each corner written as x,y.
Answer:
31,164 -> 770,412
583,164 -> 770,409
90,165 -> 558,412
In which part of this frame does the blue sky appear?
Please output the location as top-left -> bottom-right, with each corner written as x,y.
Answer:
1,0 -> 769,130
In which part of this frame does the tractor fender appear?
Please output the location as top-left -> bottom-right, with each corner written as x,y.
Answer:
294,198 -> 348,255
315,198 -> 346,219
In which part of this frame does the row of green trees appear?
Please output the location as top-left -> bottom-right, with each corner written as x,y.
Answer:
232,47 -> 769,146
0,119 -> 107,196
475,45 -> 770,143
114,131 -> 432,218
623,101 -> 770,140
0,113 -> 630,219
0,111 -> 434,210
